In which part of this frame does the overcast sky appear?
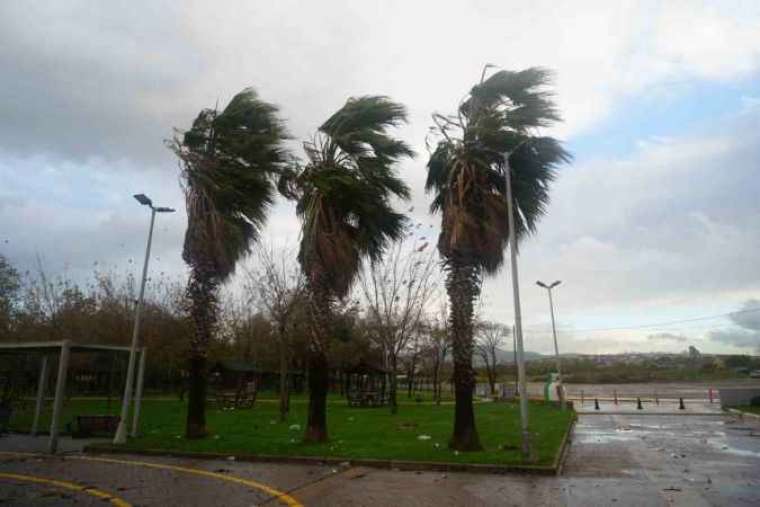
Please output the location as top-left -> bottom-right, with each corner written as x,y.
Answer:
1,0 -> 759,355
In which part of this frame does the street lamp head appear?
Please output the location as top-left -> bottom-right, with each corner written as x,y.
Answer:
154,207 -> 175,213
133,194 -> 152,206
536,280 -> 548,289
550,280 -> 562,289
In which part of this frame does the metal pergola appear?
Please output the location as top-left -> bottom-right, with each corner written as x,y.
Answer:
0,340 -> 147,454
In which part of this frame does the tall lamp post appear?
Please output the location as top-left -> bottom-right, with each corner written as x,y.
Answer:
536,280 -> 565,410
504,155 -> 532,460
113,194 -> 174,444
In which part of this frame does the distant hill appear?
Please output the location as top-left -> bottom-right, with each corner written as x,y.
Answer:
473,348 -> 543,366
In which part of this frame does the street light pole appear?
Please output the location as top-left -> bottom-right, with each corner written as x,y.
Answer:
505,156 -> 531,461
113,194 -> 174,444
537,280 -> 564,410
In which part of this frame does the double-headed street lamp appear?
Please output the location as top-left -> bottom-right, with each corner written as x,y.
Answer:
113,194 -> 174,444
536,280 -> 565,410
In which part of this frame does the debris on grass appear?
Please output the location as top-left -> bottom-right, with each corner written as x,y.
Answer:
289,424 -> 301,431
417,434 -> 431,440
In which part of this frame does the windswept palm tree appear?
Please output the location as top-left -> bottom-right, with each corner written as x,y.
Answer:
426,67 -> 571,451
279,96 -> 413,442
169,88 -> 289,438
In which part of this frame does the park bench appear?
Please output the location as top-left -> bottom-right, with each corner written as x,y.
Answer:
72,414 -> 120,438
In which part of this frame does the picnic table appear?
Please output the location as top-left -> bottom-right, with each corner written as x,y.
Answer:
215,381 -> 257,410
347,390 -> 388,408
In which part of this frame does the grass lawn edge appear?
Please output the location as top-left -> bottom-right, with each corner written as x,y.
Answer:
553,412 -> 577,475
727,407 -> 760,419
84,424 -> 576,476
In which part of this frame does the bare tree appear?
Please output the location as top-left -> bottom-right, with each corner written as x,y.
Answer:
423,301 -> 450,405
359,228 -> 439,413
245,245 -> 304,422
475,321 -> 510,396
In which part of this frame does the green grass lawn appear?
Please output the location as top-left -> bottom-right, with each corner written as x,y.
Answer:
734,405 -> 760,415
10,398 -> 573,467
254,390 -> 456,403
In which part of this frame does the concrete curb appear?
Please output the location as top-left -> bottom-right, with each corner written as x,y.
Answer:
554,414 -> 577,476
83,421 -> 578,478
83,445 -> 558,475
576,411 -> 727,416
727,408 -> 760,420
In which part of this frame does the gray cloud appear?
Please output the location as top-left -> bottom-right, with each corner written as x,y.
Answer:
648,333 -> 689,343
729,299 -> 760,331
709,329 -> 760,349
485,105 -> 760,317
0,2 -> 203,165
709,300 -> 760,350
2,1 -> 760,355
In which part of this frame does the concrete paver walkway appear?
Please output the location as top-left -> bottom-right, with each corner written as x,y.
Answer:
1,410 -> 759,506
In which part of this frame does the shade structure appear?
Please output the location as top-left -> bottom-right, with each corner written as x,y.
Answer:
0,341 -> 146,453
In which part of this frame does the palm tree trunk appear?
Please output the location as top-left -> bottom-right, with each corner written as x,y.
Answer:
304,282 -> 331,443
305,349 -> 328,441
447,259 -> 482,451
185,266 -> 217,439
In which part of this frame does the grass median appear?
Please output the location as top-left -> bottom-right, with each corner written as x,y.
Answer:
10,398 -> 574,467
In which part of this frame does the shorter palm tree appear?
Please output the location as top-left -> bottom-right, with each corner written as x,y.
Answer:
279,96 -> 413,442
426,67 -> 571,451
169,88 -> 289,438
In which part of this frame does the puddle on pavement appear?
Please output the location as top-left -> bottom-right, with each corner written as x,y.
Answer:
707,440 -> 760,459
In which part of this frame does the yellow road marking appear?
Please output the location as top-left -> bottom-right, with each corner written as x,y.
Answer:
0,471 -> 131,507
0,452 -> 302,507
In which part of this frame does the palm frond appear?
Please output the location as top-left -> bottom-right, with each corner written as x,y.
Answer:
320,96 -> 414,162
284,96 -> 413,299
426,66 -> 571,274
170,87 -> 290,282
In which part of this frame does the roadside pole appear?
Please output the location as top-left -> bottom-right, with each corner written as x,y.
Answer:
505,157 -> 531,461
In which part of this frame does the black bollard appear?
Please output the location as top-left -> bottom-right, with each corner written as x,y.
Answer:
679,397 -> 685,410
594,398 -> 600,410
636,397 -> 643,410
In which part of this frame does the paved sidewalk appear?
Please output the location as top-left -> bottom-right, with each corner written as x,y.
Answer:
1,411 -> 759,506
575,399 -> 725,415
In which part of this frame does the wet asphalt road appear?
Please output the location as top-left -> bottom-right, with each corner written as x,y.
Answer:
1,406 -> 759,506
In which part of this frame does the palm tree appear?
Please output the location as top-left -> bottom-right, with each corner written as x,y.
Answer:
279,96 -> 413,442
169,88 -> 289,438
426,67 -> 571,451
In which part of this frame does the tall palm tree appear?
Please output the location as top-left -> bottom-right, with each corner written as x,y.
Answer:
426,67 -> 571,451
279,96 -> 413,442
169,88 -> 289,438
